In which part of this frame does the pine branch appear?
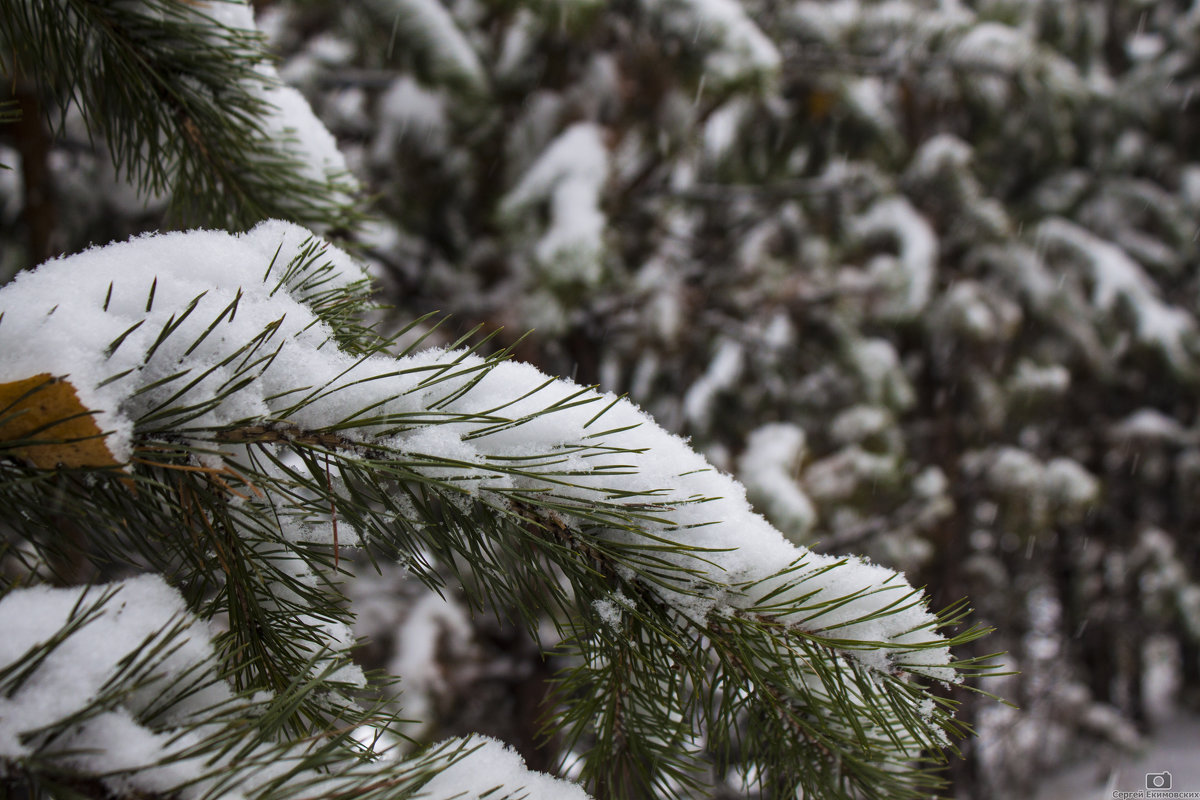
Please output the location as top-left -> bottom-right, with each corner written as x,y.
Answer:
0,578 -> 552,800
0,225 -> 1000,799
0,0 -> 358,232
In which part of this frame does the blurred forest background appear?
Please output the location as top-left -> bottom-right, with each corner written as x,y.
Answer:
4,0 -> 1200,796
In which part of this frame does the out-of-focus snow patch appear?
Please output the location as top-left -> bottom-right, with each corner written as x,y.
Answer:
387,589 -> 474,741
1033,715 -> 1200,800
852,196 -> 938,321
1043,458 -> 1100,510
643,0 -> 781,84
830,405 -> 887,444
953,21 -> 1033,73
369,0 -> 487,94
848,337 -> 917,411
683,337 -> 745,429
1109,408 -> 1190,443
787,0 -> 972,49
843,76 -> 900,146
0,146 -> 23,224
1037,219 -> 1198,373
635,255 -> 686,343
906,134 -> 1012,237
962,447 -> 1099,523
932,280 -> 1023,344
501,123 -> 610,286
803,446 -> 898,504
738,422 -> 816,542
1008,360 -> 1071,399
908,133 -> 973,180
372,77 -> 448,163
703,98 -> 752,161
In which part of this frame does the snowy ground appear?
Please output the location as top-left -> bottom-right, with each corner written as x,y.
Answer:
1034,716 -> 1200,800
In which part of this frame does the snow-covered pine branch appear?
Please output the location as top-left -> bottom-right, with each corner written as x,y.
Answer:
0,576 -> 581,800
0,223 -> 989,798
0,0 -> 357,231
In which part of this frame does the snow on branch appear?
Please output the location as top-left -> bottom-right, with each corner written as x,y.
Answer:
0,223 -> 959,681
0,224 -> 985,797
852,196 -> 938,321
0,0 -> 357,230
366,0 -> 489,95
193,1 -> 357,215
1036,218 -> 1199,373
642,0 -> 781,84
500,122 -> 610,286
0,577 -> 584,800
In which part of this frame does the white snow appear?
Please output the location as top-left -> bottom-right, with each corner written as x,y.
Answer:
935,280 -> 1022,343
1127,32 -> 1166,62
500,123 -> 610,285
1110,408 -> 1188,442
260,82 -> 354,187
803,446 -> 898,505
1008,359 -> 1071,398
1037,218 -> 1198,372
1180,164 -> 1200,210
853,196 -> 938,321
193,1 -> 355,209
372,76 -> 449,163
952,21 -> 1034,74
683,337 -> 745,429
418,736 -> 594,800
0,146 -> 21,224
703,98 -> 751,161
389,590 -> 475,741
848,336 -> 917,411
844,76 -> 897,136
0,577 -> 259,797
0,576 -> 221,758
1034,715 -> 1200,800
495,9 -> 537,80
371,0 -> 488,94
0,220 -> 365,462
908,133 -> 973,181
1043,457 -> 1100,510
962,447 -> 1097,519
969,446 -> 1042,497
642,0 -> 781,84
830,404 -> 894,446
592,590 -> 633,631
635,252 -> 687,343
737,422 -> 817,541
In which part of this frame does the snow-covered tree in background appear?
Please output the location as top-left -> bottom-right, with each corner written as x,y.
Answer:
106,0 -> 1198,797
0,3 -> 991,800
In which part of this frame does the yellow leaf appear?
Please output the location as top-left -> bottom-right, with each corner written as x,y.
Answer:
807,89 -> 836,120
0,374 -> 118,469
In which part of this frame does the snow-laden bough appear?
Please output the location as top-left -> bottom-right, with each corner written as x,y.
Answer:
0,221 -> 956,679
0,222 -> 979,798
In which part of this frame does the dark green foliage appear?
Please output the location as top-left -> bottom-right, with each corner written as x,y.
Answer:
0,0 -> 357,231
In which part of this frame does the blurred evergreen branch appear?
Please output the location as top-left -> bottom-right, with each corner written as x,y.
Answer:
0,0 -> 358,231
